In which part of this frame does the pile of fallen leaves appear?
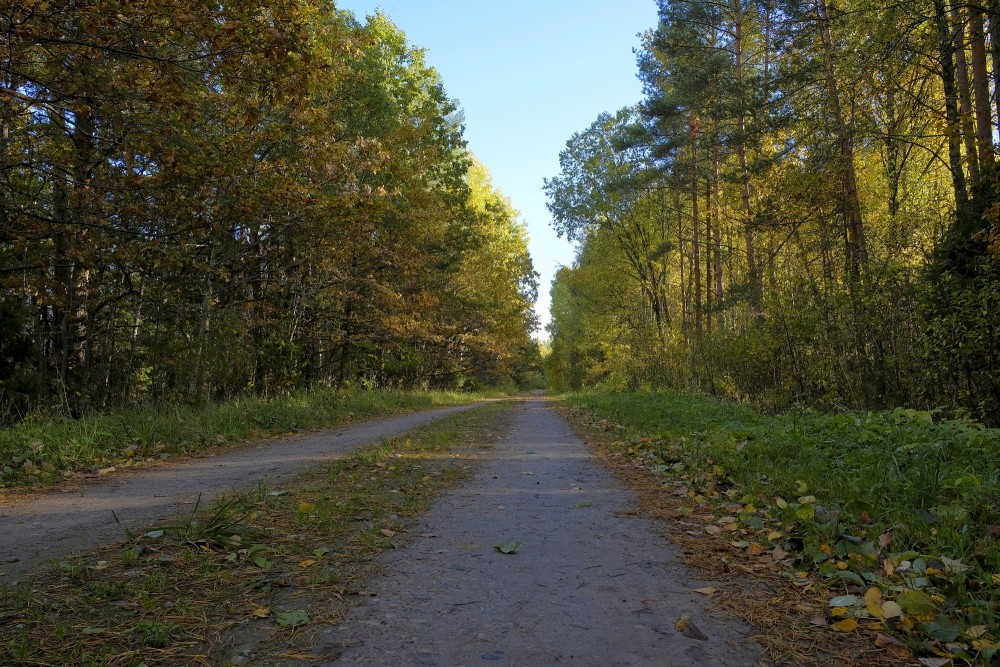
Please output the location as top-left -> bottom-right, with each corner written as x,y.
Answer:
565,396 -> 1000,667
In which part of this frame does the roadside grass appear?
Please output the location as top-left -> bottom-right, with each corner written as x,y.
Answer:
562,391 -> 1000,666
0,402 -> 511,666
0,389 -> 497,489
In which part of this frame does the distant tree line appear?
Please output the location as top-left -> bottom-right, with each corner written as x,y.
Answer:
0,2 -> 538,420
545,0 -> 1000,423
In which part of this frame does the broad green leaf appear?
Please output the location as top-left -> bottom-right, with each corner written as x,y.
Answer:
276,609 -> 310,628
494,540 -> 522,554
829,595 -> 859,607
896,590 -> 935,616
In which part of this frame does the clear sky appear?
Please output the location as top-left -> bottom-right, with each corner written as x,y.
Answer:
334,1 -> 658,337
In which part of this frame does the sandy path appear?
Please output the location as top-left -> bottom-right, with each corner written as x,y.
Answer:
317,400 -> 763,666
0,403 -> 484,584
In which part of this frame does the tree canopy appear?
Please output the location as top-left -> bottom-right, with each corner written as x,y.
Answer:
545,0 -> 1000,423
0,2 -> 537,418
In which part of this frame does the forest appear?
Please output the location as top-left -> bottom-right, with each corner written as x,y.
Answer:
0,1 -> 538,422
543,0 -> 1000,424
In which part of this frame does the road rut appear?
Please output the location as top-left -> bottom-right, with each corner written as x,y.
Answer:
0,403 -> 484,584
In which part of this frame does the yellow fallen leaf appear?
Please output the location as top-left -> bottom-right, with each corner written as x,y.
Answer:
746,543 -> 764,556
252,607 -> 270,618
992,573 -> 1000,585
297,502 -> 315,513
767,530 -> 783,541
798,495 -> 817,504
298,559 -> 316,568
380,528 -> 397,537
694,587 -> 718,595
833,619 -> 859,632
676,613 -> 708,640
966,626 -> 988,639
865,587 -> 884,618
972,639 -> 1000,650
831,606 -> 849,618
704,526 -> 723,536
775,497 -> 788,509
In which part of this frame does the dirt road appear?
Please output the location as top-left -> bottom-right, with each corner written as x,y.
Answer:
316,400 -> 763,666
0,404 -> 483,583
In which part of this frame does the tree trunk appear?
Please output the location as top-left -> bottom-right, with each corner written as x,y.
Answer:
187,246 -> 215,403
675,169 -> 688,339
712,144 -> 723,329
816,0 -> 868,276
969,7 -> 995,176
989,2 -> 1000,131
733,0 -> 761,311
932,0 -> 970,208
953,7 -> 981,185
690,126 -> 703,336
704,173 -> 713,333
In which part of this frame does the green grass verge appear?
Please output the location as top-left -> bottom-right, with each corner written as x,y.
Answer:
0,389 -> 498,488
0,401 -> 511,666
563,390 -> 1000,665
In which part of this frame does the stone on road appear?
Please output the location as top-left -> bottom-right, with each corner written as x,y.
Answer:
325,400 -> 762,666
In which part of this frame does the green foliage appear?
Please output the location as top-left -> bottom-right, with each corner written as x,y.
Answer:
543,0 -> 999,420
0,4 -> 535,420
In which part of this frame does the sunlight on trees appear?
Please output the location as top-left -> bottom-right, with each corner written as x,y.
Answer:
0,3 -> 537,419
544,0 -> 1000,423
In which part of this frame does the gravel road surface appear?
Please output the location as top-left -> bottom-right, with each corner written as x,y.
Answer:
320,399 -> 763,666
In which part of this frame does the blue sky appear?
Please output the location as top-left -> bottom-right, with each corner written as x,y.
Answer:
335,1 -> 658,336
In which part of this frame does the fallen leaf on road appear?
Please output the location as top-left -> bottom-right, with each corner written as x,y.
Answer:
917,659 -> 952,667
676,613 -> 708,640
694,587 -> 718,595
865,587 -> 884,618
881,601 -> 902,618
494,540 -> 522,554
833,619 -> 859,632
252,607 -> 269,618
874,633 -> 911,659
298,559 -> 316,568
276,609 -> 310,628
